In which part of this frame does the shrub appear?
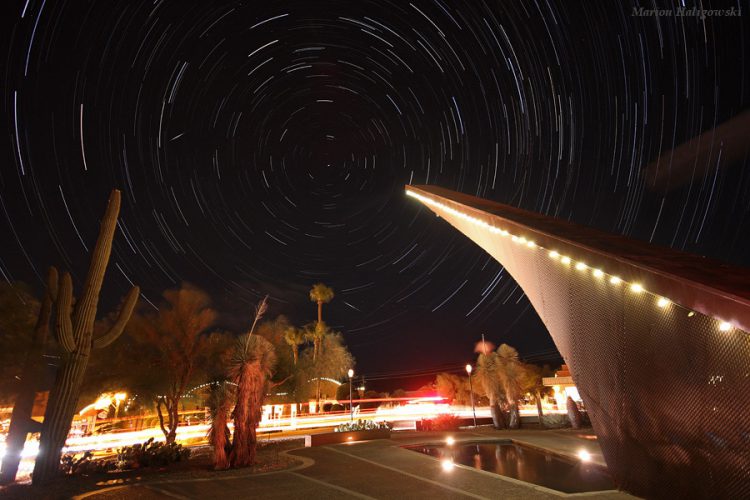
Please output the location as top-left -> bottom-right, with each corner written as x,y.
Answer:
116,438 -> 190,469
418,413 -> 462,431
335,419 -> 391,432
416,418 -> 432,431
60,452 -> 115,475
430,414 -> 461,431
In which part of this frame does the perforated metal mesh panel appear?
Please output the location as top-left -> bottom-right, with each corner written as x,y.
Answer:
416,191 -> 750,499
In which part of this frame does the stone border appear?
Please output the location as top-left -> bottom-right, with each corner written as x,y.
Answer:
305,429 -> 390,447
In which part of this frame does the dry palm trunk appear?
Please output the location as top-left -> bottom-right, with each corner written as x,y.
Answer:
230,362 -> 261,467
535,389 -> 545,429
566,396 -> 583,429
489,397 -> 505,429
0,268 -> 57,484
507,401 -> 520,429
246,385 -> 264,465
209,389 -> 231,470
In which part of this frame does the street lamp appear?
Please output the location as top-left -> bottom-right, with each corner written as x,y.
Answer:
466,364 -> 477,427
348,369 -> 354,422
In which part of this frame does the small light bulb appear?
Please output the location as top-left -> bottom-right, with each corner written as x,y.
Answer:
446,436 -> 455,446
526,240 -> 535,248
593,269 -> 603,278
719,321 -> 731,332
575,262 -> 587,271
610,276 -> 621,285
630,283 -> 643,293
561,256 -> 571,265
441,459 -> 454,471
687,311 -> 695,317
549,250 -> 559,259
657,297 -> 669,308
578,450 -> 592,462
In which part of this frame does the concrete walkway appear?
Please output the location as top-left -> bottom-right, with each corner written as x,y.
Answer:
77,429 -> 639,499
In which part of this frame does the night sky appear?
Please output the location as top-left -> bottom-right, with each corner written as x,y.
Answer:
2,1 -> 749,389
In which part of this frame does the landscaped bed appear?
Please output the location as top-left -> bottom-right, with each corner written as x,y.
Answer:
0,439 -> 304,500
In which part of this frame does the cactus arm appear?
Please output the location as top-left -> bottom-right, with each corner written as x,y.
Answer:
30,267 -> 58,347
46,267 -> 58,302
54,273 -> 76,352
72,190 -> 121,342
93,286 -> 139,350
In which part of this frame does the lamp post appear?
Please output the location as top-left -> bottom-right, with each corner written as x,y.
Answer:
348,369 -> 354,422
466,364 -> 477,427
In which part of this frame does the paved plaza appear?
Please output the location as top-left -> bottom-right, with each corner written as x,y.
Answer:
75,429 -> 639,500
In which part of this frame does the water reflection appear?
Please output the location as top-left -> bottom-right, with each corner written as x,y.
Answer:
407,441 -> 615,493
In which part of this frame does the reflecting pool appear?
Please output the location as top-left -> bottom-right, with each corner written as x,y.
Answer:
406,441 -> 615,493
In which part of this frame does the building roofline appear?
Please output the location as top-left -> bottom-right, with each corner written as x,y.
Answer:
406,184 -> 750,332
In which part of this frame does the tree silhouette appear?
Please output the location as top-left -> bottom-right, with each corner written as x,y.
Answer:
308,283 -> 334,326
495,344 -> 524,429
283,326 -> 305,365
476,349 -> 506,429
128,283 -> 218,443
0,275 -> 47,484
0,280 -> 39,405
297,332 -> 353,405
303,320 -> 330,361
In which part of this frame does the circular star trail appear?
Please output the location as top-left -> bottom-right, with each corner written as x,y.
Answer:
3,0 -> 749,380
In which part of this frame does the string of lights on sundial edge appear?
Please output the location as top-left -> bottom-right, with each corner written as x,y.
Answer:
405,188 -> 743,336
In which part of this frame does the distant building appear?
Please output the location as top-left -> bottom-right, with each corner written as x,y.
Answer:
542,365 -> 581,405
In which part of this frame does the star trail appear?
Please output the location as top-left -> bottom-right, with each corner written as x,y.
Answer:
2,0 -> 749,381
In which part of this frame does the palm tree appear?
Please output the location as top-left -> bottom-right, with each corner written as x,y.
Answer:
495,344 -> 524,429
283,326 -> 305,365
303,321 -> 332,406
228,334 -> 276,467
476,350 -> 506,429
303,321 -> 329,361
309,283 -> 334,325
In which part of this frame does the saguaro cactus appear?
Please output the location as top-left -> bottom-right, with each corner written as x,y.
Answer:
32,190 -> 139,484
0,267 -> 57,484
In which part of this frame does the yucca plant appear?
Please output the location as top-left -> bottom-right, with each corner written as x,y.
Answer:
228,334 -> 276,467
207,382 -> 233,470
